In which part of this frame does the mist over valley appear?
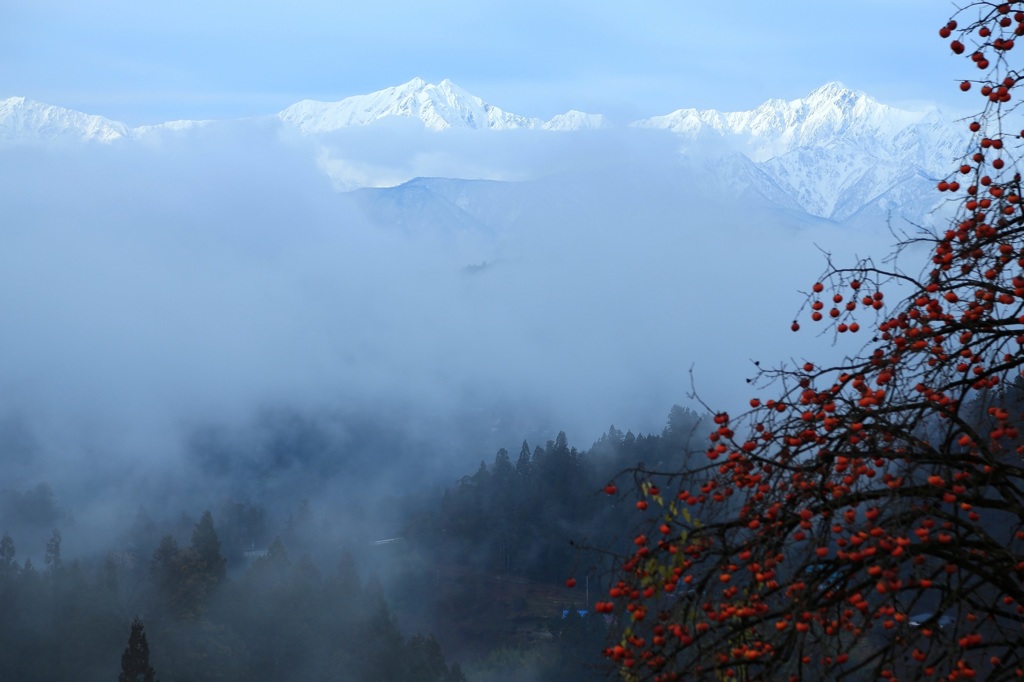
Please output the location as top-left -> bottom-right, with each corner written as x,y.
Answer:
0,78 -> 965,680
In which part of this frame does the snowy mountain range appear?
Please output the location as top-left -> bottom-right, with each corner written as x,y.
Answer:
0,79 -> 969,224
278,77 -> 610,132
633,82 -> 967,221
280,78 -> 538,132
0,96 -> 130,143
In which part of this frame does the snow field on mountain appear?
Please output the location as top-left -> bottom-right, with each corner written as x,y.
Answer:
1,79 -> 968,226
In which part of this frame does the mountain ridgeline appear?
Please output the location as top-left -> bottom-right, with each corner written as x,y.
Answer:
2,79 -> 966,225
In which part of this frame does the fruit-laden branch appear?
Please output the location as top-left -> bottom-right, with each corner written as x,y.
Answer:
598,3 -> 1024,681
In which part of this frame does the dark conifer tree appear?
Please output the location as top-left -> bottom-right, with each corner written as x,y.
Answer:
44,528 -> 61,573
119,617 -> 156,682
0,533 -> 15,575
190,511 -> 226,582
515,440 -> 532,478
492,447 -> 513,481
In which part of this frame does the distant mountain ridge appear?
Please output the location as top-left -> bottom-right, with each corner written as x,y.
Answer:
635,82 -> 947,160
633,82 -> 967,221
276,78 -> 614,132
278,78 -> 543,132
0,96 -> 129,143
4,78 -> 954,142
0,80 -> 969,223
0,78 -> 609,140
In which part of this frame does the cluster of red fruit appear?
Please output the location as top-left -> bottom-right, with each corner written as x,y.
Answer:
596,5 -> 1024,680
799,279 -> 874,332
943,5 -> 1023,99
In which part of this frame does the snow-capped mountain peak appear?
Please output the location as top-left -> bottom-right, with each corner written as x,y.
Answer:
543,110 -> 609,131
0,96 -> 130,144
0,82 -> 969,227
803,80 -> 858,105
633,82 -> 968,221
634,81 -> 948,163
277,78 -> 542,132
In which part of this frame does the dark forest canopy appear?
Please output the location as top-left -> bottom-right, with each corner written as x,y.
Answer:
0,405 -> 706,682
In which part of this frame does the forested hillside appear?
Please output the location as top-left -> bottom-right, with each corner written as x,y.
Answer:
0,406 -> 706,681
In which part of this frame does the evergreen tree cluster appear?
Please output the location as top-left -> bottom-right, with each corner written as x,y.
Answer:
0,405 -> 706,682
414,407 -> 706,584
0,510 -> 466,682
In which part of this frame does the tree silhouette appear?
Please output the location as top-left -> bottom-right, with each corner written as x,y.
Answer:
44,528 -> 61,574
119,617 -> 156,682
0,533 -> 15,576
600,4 -> 1024,681
191,510 -> 226,584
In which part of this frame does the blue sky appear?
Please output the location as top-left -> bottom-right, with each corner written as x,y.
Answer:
3,0 -> 964,125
